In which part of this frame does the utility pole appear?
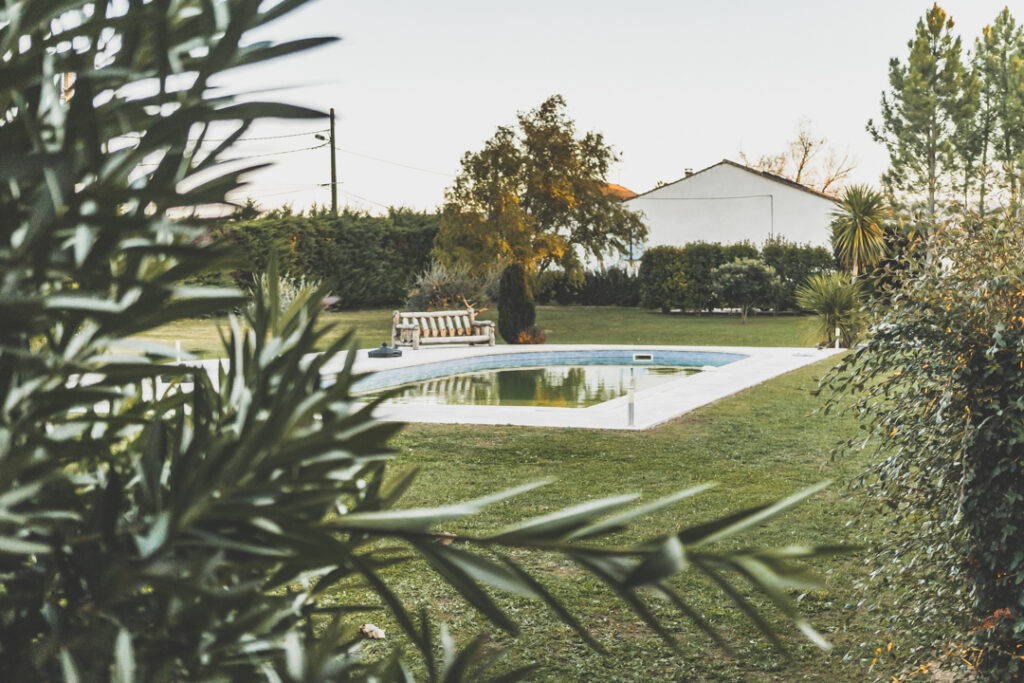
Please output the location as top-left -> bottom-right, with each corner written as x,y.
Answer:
329,107 -> 338,215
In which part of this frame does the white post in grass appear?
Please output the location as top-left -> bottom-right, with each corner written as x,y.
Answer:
835,327 -> 841,349
176,340 -> 182,363
627,368 -> 636,427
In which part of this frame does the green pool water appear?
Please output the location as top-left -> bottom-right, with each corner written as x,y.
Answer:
367,365 -> 697,408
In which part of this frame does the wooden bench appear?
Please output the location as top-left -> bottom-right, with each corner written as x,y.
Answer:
391,308 -> 495,350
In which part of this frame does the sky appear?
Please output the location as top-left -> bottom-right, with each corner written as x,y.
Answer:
220,0 -> 1016,214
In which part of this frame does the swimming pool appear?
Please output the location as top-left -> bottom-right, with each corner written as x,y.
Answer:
362,364 -> 699,408
352,348 -> 746,394
324,344 -> 842,430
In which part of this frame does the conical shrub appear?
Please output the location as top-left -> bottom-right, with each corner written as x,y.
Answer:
498,263 -> 535,344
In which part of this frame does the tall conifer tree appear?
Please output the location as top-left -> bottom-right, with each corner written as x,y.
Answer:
869,4 -> 966,219
975,9 -> 1024,205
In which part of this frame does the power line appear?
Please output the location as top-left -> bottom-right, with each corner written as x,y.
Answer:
333,146 -> 454,178
222,142 -> 328,161
340,189 -> 390,209
120,129 -> 329,143
201,128 -> 328,142
133,143 -> 327,168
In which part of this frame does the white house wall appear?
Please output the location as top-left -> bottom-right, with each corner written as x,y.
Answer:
627,163 -> 835,250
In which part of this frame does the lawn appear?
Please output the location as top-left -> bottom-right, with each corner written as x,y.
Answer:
135,306 -> 926,680
135,305 -> 820,358
340,358 -> 913,682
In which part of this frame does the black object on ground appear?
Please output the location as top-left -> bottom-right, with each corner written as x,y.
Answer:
368,343 -> 402,358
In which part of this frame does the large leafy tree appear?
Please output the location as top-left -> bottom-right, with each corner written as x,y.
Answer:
868,3 -> 967,219
1,2 -> 842,680
830,184 -> 888,279
435,95 -> 647,278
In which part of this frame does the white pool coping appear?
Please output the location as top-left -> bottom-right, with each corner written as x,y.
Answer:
315,344 -> 844,431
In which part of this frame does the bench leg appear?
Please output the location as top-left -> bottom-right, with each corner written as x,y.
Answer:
412,329 -> 420,350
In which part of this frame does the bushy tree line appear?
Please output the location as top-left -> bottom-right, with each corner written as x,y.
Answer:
216,208 -> 439,309
870,5 -> 1024,217
638,239 -> 833,313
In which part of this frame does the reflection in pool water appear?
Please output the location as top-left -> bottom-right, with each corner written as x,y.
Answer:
365,365 -> 697,408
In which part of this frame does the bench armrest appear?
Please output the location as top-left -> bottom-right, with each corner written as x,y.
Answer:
472,320 -> 493,328
394,323 -> 418,330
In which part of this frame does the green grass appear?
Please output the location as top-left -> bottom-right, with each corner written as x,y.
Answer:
335,358 -> 907,682
134,305 -> 818,358
133,306 -> 925,679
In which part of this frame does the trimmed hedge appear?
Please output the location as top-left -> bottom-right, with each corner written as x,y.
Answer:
638,239 -> 831,313
536,268 -> 640,307
639,247 -> 688,312
216,208 -> 439,309
761,236 -> 834,310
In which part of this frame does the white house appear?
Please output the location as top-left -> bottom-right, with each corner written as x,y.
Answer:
619,160 -> 837,265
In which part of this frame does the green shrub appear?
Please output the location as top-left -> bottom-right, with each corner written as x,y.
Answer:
405,260 -> 486,311
794,271 -> 862,346
639,246 -> 687,311
761,236 -> 835,310
826,216 -> 1024,678
498,263 -> 536,343
710,258 -> 780,321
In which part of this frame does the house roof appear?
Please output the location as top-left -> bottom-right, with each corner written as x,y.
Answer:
627,159 -> 839,203
604,183 -> 638,201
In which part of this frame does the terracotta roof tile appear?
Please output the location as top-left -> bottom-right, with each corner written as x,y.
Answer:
604,183 -> 638,201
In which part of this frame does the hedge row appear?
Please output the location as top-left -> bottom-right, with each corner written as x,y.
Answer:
534,268 -> 640,307
639,238 -> 833,312
215,209 -> 439,309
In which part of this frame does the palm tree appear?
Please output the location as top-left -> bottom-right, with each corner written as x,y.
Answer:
830,184 -> 888,279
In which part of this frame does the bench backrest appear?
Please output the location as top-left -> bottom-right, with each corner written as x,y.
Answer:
394,309 -> 479,338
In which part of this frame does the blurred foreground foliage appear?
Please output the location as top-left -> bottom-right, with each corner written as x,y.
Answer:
1,1 -> 844,679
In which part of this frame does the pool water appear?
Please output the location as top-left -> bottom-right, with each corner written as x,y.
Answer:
365,365 -> 697,408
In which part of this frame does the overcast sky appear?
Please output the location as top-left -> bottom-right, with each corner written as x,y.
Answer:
222,0 -> 1016,213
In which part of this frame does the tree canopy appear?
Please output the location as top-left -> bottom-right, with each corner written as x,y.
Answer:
434,95 -> 647,278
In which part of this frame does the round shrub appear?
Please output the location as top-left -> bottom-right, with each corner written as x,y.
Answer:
498,263 -> 536,343
709,258 -> 780,321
